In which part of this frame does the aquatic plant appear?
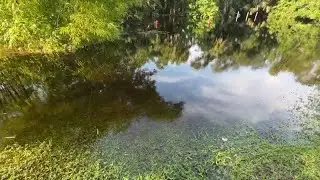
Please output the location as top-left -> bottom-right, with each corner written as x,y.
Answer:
1,126 -> 319,179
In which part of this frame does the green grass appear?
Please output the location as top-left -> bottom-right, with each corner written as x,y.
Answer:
214,142 -> 320,180
0,141 -> 126,179
1,129 -> 319,179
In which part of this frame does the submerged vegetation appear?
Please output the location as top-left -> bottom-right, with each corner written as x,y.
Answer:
1,128 -> 319,179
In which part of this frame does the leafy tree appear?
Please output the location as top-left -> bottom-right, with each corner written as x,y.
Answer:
267,0 -> 320,84
0,0 -> 139,53
268,0 -> 320,54
189,0 -> 220,36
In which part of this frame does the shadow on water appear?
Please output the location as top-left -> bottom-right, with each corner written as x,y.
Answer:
0,40 -> 185,147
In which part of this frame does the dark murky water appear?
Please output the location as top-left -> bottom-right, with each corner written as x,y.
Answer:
1,46 -> 317,141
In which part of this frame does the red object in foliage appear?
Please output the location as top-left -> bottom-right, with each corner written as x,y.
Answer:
208,19 -> 213,28
154,20 -> 159,29
208,20 -> 211,28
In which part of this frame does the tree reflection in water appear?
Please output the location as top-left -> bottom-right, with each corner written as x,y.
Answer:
0,42 -> 184,147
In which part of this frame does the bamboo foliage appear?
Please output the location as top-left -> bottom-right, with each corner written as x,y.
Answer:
0,0 -> 139,53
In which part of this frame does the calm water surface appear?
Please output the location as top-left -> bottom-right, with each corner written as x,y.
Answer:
0,42 -> 317,140
95,44 -> 317,173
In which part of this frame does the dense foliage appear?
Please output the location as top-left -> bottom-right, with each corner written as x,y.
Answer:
0,0 -> 138,53
268,0 -> 320,53
189,0 -> 219,36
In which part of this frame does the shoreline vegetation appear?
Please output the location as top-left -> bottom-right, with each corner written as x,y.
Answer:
0,0 -> 140,55
1,0 -> 319,85
0,0 -> 319,56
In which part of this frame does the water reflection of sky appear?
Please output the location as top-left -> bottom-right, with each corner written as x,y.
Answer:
143,45 -> 316,129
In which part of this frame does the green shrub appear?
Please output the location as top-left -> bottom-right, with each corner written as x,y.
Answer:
0,0 -> 138,53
